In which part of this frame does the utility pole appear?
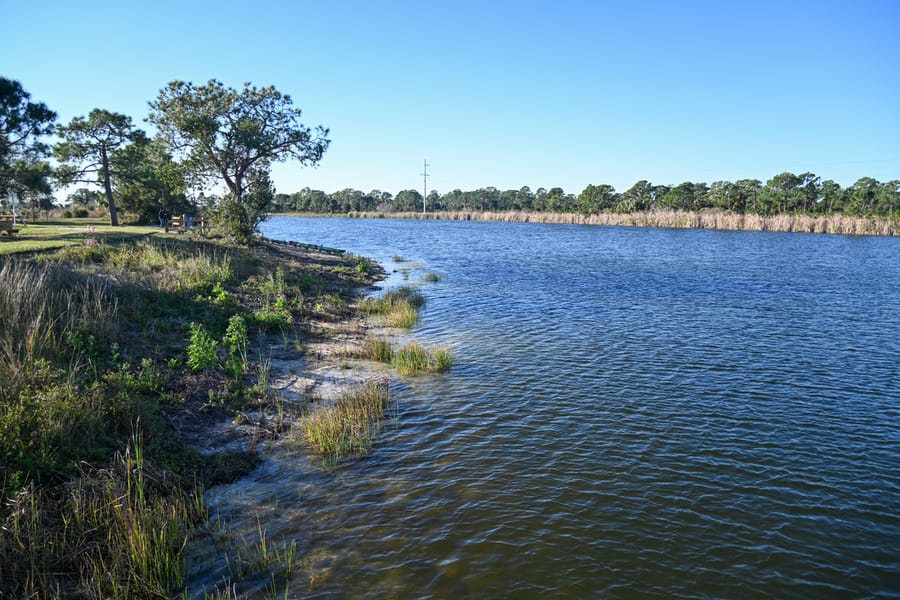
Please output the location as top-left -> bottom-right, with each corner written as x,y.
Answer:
421,159 -> 430,214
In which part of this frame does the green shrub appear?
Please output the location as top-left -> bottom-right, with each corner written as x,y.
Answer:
253,296 -> 293,331
185,323 -> 217,372
223,315 -> 249,377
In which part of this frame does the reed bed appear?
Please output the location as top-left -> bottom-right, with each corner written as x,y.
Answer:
299,379 -> 393,461
348,210 -> 898,236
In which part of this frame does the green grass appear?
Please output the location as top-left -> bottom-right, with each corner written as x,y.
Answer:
0,220 -> 162,256
390,341 -> 453,376
0,426 -> 206,599
356,337 -> 453,376
360,286 -> 426,328
299,379 -> 393,461
362,335 -> 394,363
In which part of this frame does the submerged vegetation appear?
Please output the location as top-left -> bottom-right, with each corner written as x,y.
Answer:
0,229 -> 386,598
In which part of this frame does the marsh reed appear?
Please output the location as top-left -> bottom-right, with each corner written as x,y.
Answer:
348,209 -> 898,236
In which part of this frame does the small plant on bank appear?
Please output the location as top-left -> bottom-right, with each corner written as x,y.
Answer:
252,267 -> 295,331
223,315 -> 249,377
253,296 -> 293,331
186,323 -> 218,372
211,280 -> 234,305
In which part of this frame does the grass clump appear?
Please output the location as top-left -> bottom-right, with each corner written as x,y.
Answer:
357,337 -> 453,376
361,286 -> 426,328
390,341 -> 453,376
300,379 -> 393,461
362,335 -> 394,363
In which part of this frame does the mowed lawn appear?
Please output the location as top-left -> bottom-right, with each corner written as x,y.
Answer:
0,218 -> 164,255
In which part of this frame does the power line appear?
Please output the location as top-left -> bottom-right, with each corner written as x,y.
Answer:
421,159 -> 430,213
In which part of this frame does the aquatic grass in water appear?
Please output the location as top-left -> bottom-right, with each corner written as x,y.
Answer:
381,301 -> 419,328
390,341 -> 452,376
362,335 -> 394,363
300,379 -> 392,461
355,336 -> 452,375
361,286 -> 425,328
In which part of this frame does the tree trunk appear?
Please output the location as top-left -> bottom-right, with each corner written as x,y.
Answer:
101,148 -> 119,226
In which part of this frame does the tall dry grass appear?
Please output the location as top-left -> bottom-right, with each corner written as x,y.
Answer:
0,258 -> 118,400
348,210 -> 898,236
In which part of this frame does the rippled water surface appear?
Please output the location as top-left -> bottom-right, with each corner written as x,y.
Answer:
194,217 -> 900,598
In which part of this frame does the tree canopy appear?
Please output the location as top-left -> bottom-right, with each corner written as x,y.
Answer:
148,80 -> 330,207
0,77 -> 56,197
3,76 -> 898,231
54,109 -> 141,226
271,174 -> 900,219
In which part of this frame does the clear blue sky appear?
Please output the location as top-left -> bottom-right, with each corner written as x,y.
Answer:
4,0 -> 899,198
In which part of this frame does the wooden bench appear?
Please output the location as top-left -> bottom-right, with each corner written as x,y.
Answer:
166,215 -> 207,233
0,215 -> 20,237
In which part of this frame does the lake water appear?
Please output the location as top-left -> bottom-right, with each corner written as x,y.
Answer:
193,216 -> 900,598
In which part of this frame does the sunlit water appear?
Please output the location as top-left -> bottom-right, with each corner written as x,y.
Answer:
189,217 -> 900,598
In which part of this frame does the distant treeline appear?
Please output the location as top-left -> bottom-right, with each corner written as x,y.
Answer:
272,173 -> 899,218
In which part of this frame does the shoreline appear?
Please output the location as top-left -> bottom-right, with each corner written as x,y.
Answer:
278,209 -> 899,237
0,230 -> 391,597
